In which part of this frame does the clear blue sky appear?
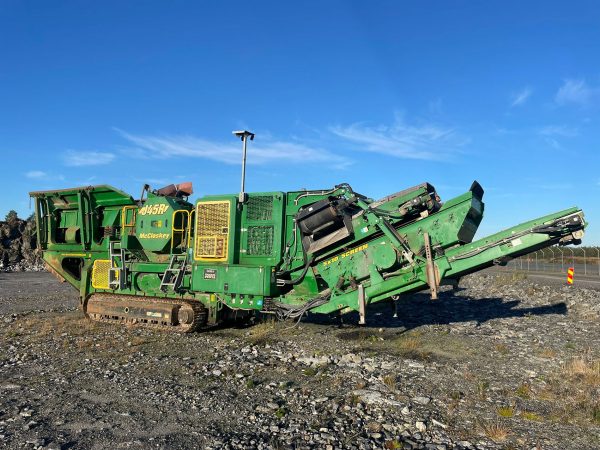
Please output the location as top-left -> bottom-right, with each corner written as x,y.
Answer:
1,1 -> 599,243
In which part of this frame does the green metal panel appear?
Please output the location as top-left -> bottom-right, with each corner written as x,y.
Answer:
239,192 -> 285,266
191,264 -> 270,296
58,210 -> 79,228
223,266 -> 267,295
192,265 -> 223,292
134,273 -> 162,294
135,197 -> 173,252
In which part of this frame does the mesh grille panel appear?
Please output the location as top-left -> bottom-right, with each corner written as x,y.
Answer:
91,259 -> 111,289
247,226 -> 274,255
247,196 -> 273,221
195,201 -> 230,260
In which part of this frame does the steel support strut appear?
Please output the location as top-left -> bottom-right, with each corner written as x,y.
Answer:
424,232 -> 438,300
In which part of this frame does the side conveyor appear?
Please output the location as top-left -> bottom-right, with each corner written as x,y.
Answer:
310,207 -> 585,314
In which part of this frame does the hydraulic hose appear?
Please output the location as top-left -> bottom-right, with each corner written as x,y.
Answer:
277,256 -> 315,286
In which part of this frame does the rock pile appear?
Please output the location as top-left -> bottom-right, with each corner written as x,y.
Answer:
0,211 -> 44,272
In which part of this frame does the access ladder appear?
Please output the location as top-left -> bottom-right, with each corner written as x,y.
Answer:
109,241 -> 128,290
160,253 -> 188,292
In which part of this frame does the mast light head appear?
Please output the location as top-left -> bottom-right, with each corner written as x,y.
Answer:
232,130 -> 255,140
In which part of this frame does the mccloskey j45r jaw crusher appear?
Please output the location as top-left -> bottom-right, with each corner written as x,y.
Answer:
30,179 -> 586,332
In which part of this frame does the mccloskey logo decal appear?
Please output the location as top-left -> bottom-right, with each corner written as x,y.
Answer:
139,232 -> 170,239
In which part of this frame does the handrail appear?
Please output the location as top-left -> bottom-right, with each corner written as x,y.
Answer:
187,208 -> 196,250
171,209 -> 190,253
121,205 -> 137,231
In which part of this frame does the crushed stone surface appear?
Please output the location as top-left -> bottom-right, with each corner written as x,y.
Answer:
0,271 -> 599,449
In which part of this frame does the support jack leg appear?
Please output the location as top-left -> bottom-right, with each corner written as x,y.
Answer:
358,284 -> 366,326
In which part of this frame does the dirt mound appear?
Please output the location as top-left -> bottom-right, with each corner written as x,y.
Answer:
0,211 -> 44,272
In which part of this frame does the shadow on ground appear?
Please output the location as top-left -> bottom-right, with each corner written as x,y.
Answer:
301,290 -> 567,335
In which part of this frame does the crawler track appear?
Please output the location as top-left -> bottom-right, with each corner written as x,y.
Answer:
84,293 -> 208,332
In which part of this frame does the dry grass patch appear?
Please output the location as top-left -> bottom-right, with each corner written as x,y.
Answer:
497,406 -> 514,418
537,347 -> 557,359
129,336 -> 152,347
494,343 -> 509,355
386,331 -> 471,362
76,339 -> 94,349
515,383 -> 532,399
390,333 -> 430,360
366,421 -> 383,433
492,272 -> 527,287
521,411 -> 543,421
478,420 -> 509,442
562,355 -> 600,383
524,285 -> 542,297
347,393 -> 362,406
247,318 -> 280,345
18,313 -> 97,339
543,352 -> 600,425
330,374 -> 345,388
355,380 -> 367,390
477,380 -> 490,399
382,374 -> 397,390
396,335 -> 422,352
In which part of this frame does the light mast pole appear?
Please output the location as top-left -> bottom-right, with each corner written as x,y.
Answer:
233,130 -> 255,204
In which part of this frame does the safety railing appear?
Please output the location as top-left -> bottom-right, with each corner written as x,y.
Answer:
171,209 -> 190,253
121,206 -> 137,236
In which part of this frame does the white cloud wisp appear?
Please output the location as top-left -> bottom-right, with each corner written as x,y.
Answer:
329,118 -> 466,161
115,128 -> 351,168
26,170 -> 48,179
538,125 -> 579,137
510,87 -> 532,107
25,170 -> 65,181
63,150 -> 116,167
555,79 -> 599,106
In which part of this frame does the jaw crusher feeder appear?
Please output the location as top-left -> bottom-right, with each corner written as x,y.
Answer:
29,132 -> 587,332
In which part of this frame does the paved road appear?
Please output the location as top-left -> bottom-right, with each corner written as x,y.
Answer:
487,267 -> 600,290
505,261 -> 600,278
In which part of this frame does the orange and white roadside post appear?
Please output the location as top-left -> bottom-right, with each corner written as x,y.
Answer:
566,267 -> 574,285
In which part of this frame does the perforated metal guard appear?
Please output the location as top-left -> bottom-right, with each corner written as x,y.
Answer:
247,226 -> 274,255
195,201 -> 230,260
91,259 -> 111,289
247,196 -> 273,221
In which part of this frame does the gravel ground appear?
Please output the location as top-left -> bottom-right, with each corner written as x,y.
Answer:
0,273 -> 78,315
0,272 -> 599,450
